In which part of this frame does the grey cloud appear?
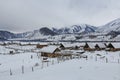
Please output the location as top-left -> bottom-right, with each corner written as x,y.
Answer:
0,0 -> 120,33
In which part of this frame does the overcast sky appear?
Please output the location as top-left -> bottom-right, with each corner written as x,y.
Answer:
0,0 -> 120,33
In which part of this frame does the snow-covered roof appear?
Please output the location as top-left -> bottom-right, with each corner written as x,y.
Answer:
96,43 -> 106,48
40,45 -> 59,53
62,43 -> 74,48
62,43 -> 85,48
87,43 -> 95,48
39,43 -> 48,45
79,43 -> 86,46
112,43 -> 120,48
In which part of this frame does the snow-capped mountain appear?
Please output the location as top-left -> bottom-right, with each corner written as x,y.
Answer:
0,27 -> 57,40
0,31 -> 16,40
52,24 -> 97,34
1,18 -> 120,41
15,27 -> 57,39
14,25 -> 97,40
98,18 -> 120,33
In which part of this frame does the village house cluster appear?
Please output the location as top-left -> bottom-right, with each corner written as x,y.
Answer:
1,41 -> 120,57
36,42 -> 120,58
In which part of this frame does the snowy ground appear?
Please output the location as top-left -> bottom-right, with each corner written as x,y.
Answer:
0,43 -> 120,80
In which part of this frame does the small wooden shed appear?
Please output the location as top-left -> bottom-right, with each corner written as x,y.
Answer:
36,43 -> 48,48
61,43 -> 80,50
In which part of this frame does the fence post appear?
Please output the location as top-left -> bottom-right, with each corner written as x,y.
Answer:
106,58 -> 108,63
22,65 -> 24,74
52,60 -> 54,65
86,56 -> 88,60
79,55 -> 80,59
47,61 -> 49,67
10,68 -> 12,76
57,57 -> 60,63
31,55 -> 33,59
32,67 -> 34,72
63,57 -> 65,62
41,62 -> 43,69
58,59 -> 59,63
71,56 -> 72,60
37,53 -> 40,59
118,59 -> 119,64
95,56 -> 97,61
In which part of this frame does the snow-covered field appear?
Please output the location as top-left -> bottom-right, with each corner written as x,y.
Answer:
0,42 -> 120,80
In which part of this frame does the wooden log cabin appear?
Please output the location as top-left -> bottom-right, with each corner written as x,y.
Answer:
61,43 -> 80,50
40,45 -> 61,58
95,43 -> 106,50
83,43 -> 95,51
61,44 -> 73,50
106,43 -> 120,51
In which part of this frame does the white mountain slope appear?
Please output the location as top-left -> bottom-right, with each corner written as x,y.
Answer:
98,18 -> 120,33
52,24 -> 97,34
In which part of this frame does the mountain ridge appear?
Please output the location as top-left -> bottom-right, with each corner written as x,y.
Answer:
1,18 -> 120,41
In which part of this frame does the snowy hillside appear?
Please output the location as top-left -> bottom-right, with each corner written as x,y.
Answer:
98,18 -> 120,33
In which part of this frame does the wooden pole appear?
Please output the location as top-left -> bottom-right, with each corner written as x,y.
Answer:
86,56 -> 88,60
58,59 -> 59,63
22,65 -> 24,74
32,67 -> 34,72
52,60 -> 54,65
118,59 -> 119,64
47,61 -> 49,67
106,58 -> 108,63
31,55 -> 33,59
10,68 -> 12,76
41,62 -> 43,69
57,57 -> 59,63
95,56 -> 97,61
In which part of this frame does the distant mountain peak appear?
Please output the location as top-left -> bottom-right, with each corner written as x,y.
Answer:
52,24 -> 97,34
